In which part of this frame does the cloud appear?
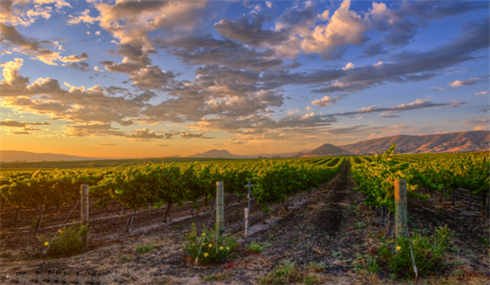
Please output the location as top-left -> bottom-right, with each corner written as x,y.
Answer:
311,96 -> 336,107
181,131 -> 213,139
0,58 -> 146,126
0,119 -> 50,127
93,66 -> 104,72
300,0 -> 368,59
449,77 -> 481,87
154,143 -> 170,147
96,143 -> 116,146
335,98 -> 466,117
124,127 -> 165,141
431,87 -> 445,91
476,91 -> 489,95
129,66 -> 178,91
215,14 -> 290,48
1,0 -> 71,27
0,23 -> 88,65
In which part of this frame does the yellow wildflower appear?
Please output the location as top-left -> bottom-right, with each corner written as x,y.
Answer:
226,247 -> 230,250
58,230 -> 62,233
203,243 -> 206,245
202,233 -> 205,236
209,244 -> 213,247
204,253 -> 209,257
396,246 -> 401,251
219,246 -> 224,250
44,242 -> 49,246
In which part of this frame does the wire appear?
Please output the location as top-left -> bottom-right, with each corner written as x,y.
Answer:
194,203 -> 216,268
43,194 -> 81,255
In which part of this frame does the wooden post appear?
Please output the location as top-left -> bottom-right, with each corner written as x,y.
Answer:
216,182 -> 224,237
244,208 -> 249,238
395,179 -> 408,239
81,184 -> 89,250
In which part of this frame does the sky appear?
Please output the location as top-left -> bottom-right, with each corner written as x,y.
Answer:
0,0 -> 489,158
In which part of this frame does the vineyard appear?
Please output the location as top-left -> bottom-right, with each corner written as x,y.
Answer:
0,149 -> 489,284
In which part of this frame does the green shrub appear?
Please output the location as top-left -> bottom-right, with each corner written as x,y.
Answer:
375,225 -> 453,277
183,223 -> 237,263
135,242 -> 158,254
258,260 -> 320,284
247,241 -> 271,253
38,221 -> 88,256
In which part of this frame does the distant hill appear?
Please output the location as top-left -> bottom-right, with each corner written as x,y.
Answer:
188,149 -> 314,159
339,130 -> 490,155
290,143 -> 355,158
188,149 -> 247,159
0,150 -> 104,163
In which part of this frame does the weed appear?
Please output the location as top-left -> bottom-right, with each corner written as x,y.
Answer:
332,251 -> 343,258
306,226 -> 315,231
375,225 -> 454,277
354,222 -> 366,229
135,242 -> 158,254
6,228 -> 16,232
120,256 -> 131,262
172,224 -> 183,230
451,245 -> 461,252
303,275 -> 320,285
247,241 -> 265,253
202,272 -> 233,281
38,221 -> 89,257
305,234 -> 312,238
183,223 -> 237,263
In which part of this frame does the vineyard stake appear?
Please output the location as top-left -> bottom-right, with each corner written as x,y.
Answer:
244,208 -> 249,238
81,184 -> 89,250
216,182 -> 224,237
247,178 -> 253,214
395,179 -> 408,239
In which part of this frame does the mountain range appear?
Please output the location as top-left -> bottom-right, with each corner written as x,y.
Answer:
2,130 -> 488,162
0,150 -> 104,163
339,130 -> 489,155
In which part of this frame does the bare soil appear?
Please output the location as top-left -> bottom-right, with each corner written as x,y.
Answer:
1,162 -> 489,284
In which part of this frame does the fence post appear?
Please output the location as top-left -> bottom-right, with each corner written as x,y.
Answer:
244,208 -> 249,238
395,179 -> 408,239
81,184 -> 89,250
216,182 -> 224,237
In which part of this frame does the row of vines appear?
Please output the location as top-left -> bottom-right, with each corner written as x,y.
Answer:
0,157 -> 344,229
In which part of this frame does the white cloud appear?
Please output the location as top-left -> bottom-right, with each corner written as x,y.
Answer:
311,96 -> 336,107
449,77 -> 481,87
93,66 -> 104,72
343,62 -> 355,70
475,91 -> 488,95
265,1 -> 272,9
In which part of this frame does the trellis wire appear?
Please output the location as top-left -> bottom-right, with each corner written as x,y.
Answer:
194,203 -> 216,268
43,194 -> 81,255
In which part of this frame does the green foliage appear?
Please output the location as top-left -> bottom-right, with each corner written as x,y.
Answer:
246,241 -> 271,252
258,261 -> 321,284
38,221 -> 89,257
374,225 -> 454,277
135,242 -> 158,254
259,261 -> 303,284
354,221 -> 365,229
332,251 -> 343,258
202,272 -> 233,281
183,223 -> 236,263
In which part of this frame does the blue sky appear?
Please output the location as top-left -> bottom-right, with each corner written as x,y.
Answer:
0,0 -> 488,158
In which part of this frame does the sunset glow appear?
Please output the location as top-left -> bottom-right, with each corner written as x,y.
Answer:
1,0 -> 489,158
